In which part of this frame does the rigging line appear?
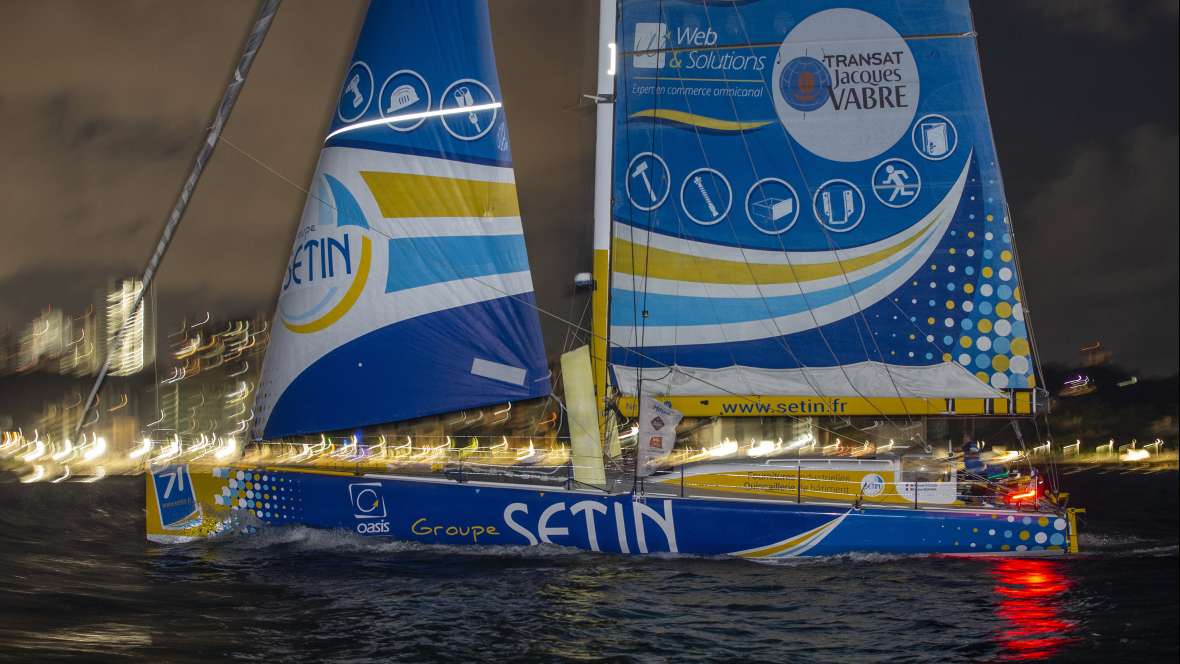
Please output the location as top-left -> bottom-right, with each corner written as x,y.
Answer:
676,7 -> 902,431
628,0 -> 665,493
649,49 -> 834,408
73,0 -> 282,444
968,23 -> 1047,398
219,134 -> 318,201
220,134 -> 864,446
152,280 -> 160,433
615,15 -> 836,410
967,16 -> 1055,487
619,7 -> 798,403
717,7 -> 922,428
537,295 -> 594,438
702,5 -> 917,434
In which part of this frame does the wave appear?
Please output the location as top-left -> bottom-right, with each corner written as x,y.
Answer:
202,523 -> 595,560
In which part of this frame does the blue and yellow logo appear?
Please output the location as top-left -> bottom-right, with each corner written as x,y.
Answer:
279,174 -> 372,334
779,56 -> 831,112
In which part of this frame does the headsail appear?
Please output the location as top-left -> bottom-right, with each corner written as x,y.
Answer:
610,0 -> 1033,415
254,0 -> 549,438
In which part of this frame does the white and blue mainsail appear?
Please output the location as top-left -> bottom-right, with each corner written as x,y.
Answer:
254,0 -> 549,438
610,0 -> 1033,409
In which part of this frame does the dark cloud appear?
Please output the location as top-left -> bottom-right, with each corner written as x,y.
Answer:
0,0 -> 366,336
1020,0 -> 1178,40
1017,125 -> 1179,375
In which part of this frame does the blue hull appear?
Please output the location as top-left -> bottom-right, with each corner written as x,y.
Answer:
148,466 -> 1076,558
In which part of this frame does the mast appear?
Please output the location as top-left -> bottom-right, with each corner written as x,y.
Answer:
591,0 -> 618,449
73,0 -> 282,444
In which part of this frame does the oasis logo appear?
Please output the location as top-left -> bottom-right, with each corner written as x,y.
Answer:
348,482 -> 386,518
356,521 -> 390,535
348,482 -> 390,536
772,8 -> 920,162
278,173 -> 373,334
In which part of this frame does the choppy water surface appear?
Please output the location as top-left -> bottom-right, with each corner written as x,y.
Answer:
1,470 -> 1176,663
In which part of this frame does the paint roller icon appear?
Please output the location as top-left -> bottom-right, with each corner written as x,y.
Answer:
454,86 -> 481,131
344,74 -> 364,108
386,84 -> 420,114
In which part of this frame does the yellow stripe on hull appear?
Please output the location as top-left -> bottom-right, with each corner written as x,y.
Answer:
733,511 -> 849,558
361,171 -> 520,219
660,468 -> 947,507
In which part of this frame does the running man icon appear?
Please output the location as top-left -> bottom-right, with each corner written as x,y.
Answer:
871,158 -> 922,209
882,165 -> 914,202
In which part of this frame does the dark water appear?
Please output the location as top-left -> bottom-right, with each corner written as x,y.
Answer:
1,470 -> 1176,663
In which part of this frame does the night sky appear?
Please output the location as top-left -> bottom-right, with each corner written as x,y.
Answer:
0,1 -> 1176,376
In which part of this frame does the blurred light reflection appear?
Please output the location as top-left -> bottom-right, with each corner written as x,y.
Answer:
991,559 -> 1076,660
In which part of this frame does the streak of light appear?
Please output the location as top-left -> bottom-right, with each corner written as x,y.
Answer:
746,439 -> 781,458
22,438 -> 47,462
325,102 -> 503,142
129,438 -> 153,459
82,436 -> 107,462
81,467 -> 107,483
708,439 -> 738,458
214,436 -> 238,461
152,436 -> 181,464
1121,448 -> 1150,462
51,439 -> 74,462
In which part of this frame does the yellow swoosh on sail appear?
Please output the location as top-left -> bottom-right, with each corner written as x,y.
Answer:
361,171 -> 520,219
614,217 -> 938,286
283,236 -> 372,334
629,109 -> 773,132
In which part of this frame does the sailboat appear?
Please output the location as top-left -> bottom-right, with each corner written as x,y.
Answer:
142,0 -> 1082,557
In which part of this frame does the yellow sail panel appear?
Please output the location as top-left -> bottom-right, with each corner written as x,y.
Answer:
560,345 -> 606,487
361,171 -> 520,219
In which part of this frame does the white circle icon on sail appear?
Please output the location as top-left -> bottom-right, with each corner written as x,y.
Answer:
871,158 -> 921,208
771,8 -> 919,162
745,178 -> 800,235
812,179 -> 865,232
680,168 -> 732,226
337,61 -> 373,123
440,79 -> 498,141
912,114 -> 958,161
379,69 -> 432,132
625,152 -> 671,212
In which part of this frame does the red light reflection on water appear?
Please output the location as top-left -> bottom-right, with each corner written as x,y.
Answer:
990,559 -> 1077,661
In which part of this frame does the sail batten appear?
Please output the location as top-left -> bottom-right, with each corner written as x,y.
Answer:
610,1 -> 1034,409
254,0 -> 549,438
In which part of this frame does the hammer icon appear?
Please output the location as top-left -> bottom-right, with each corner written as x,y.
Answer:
631,160 -> 657,203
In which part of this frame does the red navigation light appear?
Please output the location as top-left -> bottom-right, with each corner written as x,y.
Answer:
1005,489 -> 1037,505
